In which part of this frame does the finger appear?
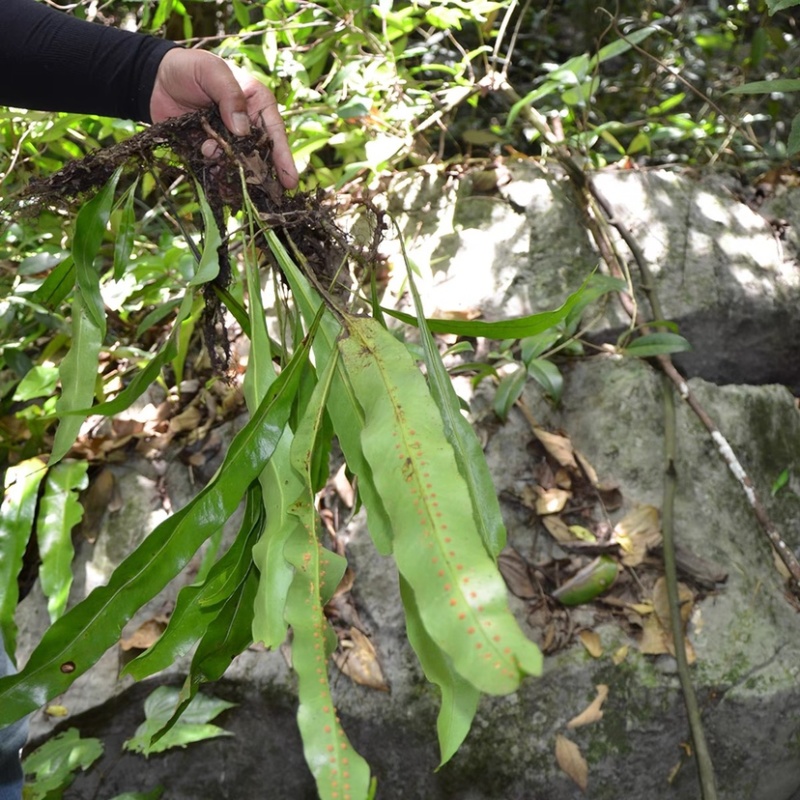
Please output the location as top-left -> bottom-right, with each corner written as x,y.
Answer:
201,139 -> 222,159
245,89 -> 300,190
193,52 -> 252,137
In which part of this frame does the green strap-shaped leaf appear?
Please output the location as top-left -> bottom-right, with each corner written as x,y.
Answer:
284,350 -> 371,800
262,228 -> 394,554
36,460 -> 89,623
402,235 -> 506,557
81,294 -> 194,420
124,483 -> 266,681
0,326 -> 315,724
50,292 -> 103,465
113,179 -> 139,281
399,575 -> 479,767
339,317 -> 542,695
0,458 -> 47,656
73,168 -> 121,335
241,230 -> 304,649
188,187 -> 222,286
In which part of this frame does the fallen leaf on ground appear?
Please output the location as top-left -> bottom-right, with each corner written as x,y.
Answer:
555,734 -> 588,791
612,644 -> 629,665
578,630 -> 603,658
542,515 -> 575,544
567,684 -> 609,729
333,627 -> 389,691
332,463 -> 355,508
535,486 -> 571,515
639,578 -> 696,663
612,505 -> 661,566
498,549 -> 538,599
533,427 -> 579,470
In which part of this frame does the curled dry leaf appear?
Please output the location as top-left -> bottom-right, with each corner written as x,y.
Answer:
578,630 -> 603,658
611,505 -> 662,567
535,486 -> 571,515
498,549 -> 538,599
533,427 -> 579,471
333,627 -> 389,692
567,684 -> 609,729
332,462 -> 355,508
555,734 -> 588,791
611,644 -> 629,665
120,615 -> 169,651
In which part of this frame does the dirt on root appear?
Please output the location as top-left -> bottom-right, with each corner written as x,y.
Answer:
17,108 -> 384,370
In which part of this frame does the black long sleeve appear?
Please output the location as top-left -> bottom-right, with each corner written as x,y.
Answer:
0,0 -> 178,122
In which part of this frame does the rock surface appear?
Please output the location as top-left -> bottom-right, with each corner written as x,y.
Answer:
16,164 -> 800,800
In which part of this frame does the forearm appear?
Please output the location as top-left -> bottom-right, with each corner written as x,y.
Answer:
0,0 -> 177,122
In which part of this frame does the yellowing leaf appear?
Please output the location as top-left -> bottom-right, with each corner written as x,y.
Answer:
611,644 -> 629,665
569,525 -> 596,543
567,684 -> 609,728
555,734 -> 588,791
578,630 -> 603,658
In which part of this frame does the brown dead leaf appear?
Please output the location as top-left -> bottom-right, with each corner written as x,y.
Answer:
333,628 -> 389,691
612,505 -> 662,567
640,578 -> 696,663
542,515 -> 575,544
554,467 -> 572,490
555,734 -> 588,791
120,615 -> 169,651
567,684 -> 609,729
535,486 -> 571,515
498,549 -> 537,599
333,463 -> 355,508
574,449 -> 599,485
533,427 -> 579,471
578,630 -> 603,658
168,405 -> 203,434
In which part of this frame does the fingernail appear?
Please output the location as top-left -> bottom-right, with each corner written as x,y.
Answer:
232,112 -> 250,136
201,140 -> 221,159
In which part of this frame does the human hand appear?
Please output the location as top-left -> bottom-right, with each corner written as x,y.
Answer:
149,48 -> 299,190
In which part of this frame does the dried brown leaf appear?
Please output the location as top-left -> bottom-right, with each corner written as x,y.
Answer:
533,427 -> 579,471
542,515 -> 575,544
120,615 -> 169,651
333,628 -> 389,692
574,449 -> 599,485
535,486 -> 571,515
168,405 -> 203,434
612,505 -> 662,567
333,463 -> 355,508
498,549 -> 537,599
578,630 -> 603,658
611,645 -> 629,665
567,684 -> 609,729
555,734 -> 588,791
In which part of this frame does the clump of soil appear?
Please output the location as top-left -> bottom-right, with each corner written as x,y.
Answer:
18,108 -> 383,370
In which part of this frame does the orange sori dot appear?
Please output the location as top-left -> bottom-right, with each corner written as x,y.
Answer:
450,599 -> 458,606
444,537 -> 452,543
444,583 -> 451,591
429,493 -> 436,498
476,643 -> 483,650
319,678 -> 327,684
330,757 -> 337,764
462,577 -> 470,584
426,483 -> 433,489
504,647 -> 512,655
438,570 -> 445,578
432,557 -> 439,564
343,772 -> 350,779
409,429 -> 416,435
423,472 -> 430,478
449,550 -> 456,557
470,591 -> 478,598
324,725 -> 332,733
478,606 -> 484,613
458,612 -> 467,620
467,627 -> 476,635
493,635 -> 502,642
327,745 -> 335,752
341,743 -> 348,750
456,564 -> 464,571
